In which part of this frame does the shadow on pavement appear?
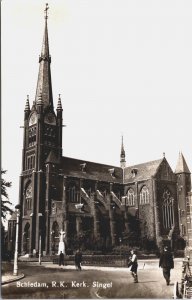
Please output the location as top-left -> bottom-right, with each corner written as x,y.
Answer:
138,281 -> 158,283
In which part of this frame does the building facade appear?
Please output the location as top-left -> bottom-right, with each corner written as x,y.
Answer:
8,7 -> 190,255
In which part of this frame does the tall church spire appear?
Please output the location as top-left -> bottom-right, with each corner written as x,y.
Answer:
120,135 -> 126,168
35,4 -> 53,109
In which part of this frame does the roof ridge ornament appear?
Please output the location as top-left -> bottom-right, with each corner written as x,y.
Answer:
108,168 -> 115,178
80,163 -> 86,172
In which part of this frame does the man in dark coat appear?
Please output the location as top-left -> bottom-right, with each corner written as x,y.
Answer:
75,249 -> 82,271
59,251 -> 64,266
159,246 -> 174,285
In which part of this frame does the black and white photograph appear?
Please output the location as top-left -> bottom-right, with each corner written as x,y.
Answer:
2,0 -> 192,298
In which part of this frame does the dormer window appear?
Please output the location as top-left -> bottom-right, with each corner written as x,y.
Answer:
80,163 -> 86,172
108,168 -> 115,178
131,168 -> 138,178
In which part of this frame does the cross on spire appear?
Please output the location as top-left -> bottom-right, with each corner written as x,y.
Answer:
44,3 -> 49,19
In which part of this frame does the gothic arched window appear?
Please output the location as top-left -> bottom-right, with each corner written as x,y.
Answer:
68,186 -> 79,203
162,189 -> 174,229
140,186 -> 149,205
71,186 -> 76,202
28,126 -> 36,147
126,188 -> 135,206
25,183 -> 32,212
52,221 -> 59,238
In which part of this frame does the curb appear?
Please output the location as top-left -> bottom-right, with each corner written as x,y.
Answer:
2,273 -> 25,285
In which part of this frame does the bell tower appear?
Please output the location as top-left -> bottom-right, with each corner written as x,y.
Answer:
18,4 -> 63,255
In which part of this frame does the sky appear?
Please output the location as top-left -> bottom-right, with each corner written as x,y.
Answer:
2,0 -> 192,209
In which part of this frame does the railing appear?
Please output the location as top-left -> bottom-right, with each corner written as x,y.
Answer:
19,254 -> 128,267
53,255 -> 128,267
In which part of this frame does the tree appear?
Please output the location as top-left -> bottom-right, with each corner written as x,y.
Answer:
1,170 -> 13,218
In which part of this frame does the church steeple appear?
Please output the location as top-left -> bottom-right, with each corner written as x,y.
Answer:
175,151 -> 190,174
35,4 -> 53,109
120,135 -> 126,168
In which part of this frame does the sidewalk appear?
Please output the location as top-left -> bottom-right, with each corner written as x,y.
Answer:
1,273 -> 25,285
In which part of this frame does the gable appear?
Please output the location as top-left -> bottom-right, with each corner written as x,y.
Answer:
124,159 -> 163,183
155,159 -> 176,182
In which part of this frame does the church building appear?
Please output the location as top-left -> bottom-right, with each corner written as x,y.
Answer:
8,6 -> 191,256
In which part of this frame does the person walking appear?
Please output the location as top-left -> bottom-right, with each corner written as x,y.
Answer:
128,249 -> 138,283
59,251 -> 64,266
159,246 -> 174,285
75,249 -> 82,271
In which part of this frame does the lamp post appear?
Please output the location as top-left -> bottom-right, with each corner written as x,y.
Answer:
38,213 -> 43,265
119,237 -> 122,267
39,234 -> 42,265
13,204 -> 21,276
51,231 -> 55,255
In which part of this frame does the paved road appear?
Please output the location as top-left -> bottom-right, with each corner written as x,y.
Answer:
2,260 -> 182,299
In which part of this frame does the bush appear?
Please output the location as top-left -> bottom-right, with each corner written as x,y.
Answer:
111,245 -> 131,255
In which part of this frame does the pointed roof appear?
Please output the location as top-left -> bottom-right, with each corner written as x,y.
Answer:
175,152 -> 190,174
120,136 -> 126,160
120,136 -> 125,156
24,95 -> 30,111
57,94 -> 63,111
45,150 -> 60,164
35,4 -> 53,109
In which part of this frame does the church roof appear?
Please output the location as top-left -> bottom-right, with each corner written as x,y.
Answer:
124,158 -> 164,183
175,152 -> 190,174
61,156 -> 165,184
61,156 -> 123,183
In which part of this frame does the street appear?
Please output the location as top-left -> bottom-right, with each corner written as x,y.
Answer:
2,259 -> 182,299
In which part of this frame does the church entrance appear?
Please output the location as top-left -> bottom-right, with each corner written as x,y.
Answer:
51,221 -> 59,254
23,223 -> 30,254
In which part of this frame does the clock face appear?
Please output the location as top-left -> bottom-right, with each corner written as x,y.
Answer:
29,112 -> 37,126
44,113 -> 56,125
